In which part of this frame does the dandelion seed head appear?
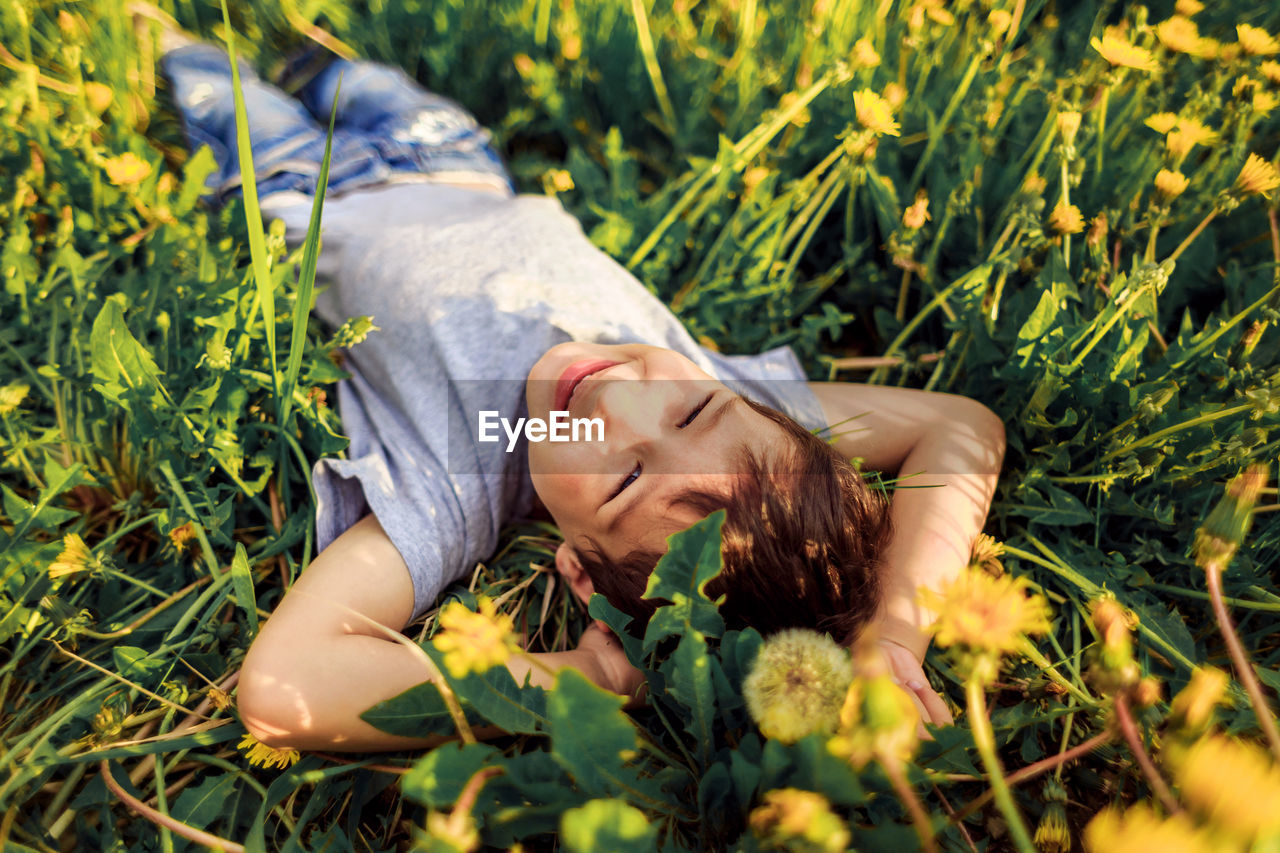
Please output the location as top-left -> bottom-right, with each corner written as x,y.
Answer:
743,628 -> 853,743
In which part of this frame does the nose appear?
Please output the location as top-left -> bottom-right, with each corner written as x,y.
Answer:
592,379 -> 678,450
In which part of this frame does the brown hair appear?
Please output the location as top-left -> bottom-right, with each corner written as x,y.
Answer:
574,397 -> 891,645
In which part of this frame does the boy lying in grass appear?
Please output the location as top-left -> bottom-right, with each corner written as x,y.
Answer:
152,23 -> 1004,752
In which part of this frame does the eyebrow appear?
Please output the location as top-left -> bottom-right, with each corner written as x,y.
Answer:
604,395 -> 743,536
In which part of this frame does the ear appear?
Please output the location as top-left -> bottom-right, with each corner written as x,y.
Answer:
554,541 -> 596,607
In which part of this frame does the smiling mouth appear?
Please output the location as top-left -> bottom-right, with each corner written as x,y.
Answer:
555,359 -> 623,414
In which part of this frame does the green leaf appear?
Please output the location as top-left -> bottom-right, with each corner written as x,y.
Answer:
642,510 -> 727,653
89,297 -> 168,412
665,629 -> 716,766
230,542 -> 258,638
220,0 -> 277,383
560,799 -> 658,853
588,593 -> 645,665
1015,289 -> 1060,366
170,772 -> 238,831
112,646 -> 166,686
401,743 -> 501,808
278,75 -> 340,430
547,668 -> 667,807
360,679 -> 485,738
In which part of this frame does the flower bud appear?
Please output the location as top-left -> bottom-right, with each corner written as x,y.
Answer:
1169,666 -> 1228,733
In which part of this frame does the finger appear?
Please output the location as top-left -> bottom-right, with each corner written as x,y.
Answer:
908,680 -> 955,726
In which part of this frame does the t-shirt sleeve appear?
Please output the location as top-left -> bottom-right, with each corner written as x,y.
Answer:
698,344 -> 829,434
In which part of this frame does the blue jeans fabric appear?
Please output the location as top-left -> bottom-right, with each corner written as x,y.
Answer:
159,44 -> 513,202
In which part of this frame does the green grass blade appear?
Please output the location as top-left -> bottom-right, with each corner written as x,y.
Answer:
278,75 -> 340,430
219,0 -> 277,385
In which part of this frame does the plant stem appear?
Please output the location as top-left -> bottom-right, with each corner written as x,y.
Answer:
966,677 -> 1036,853
1167,207 -> 1219,264
102,761 -> 245,853
1113,694 -> 1180,814
1096,404 -> 1253,464
1205,567 -> 1280,761
880,755 -> 937,853
954,730 -> 1112,822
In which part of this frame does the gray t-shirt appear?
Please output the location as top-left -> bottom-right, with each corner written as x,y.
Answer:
264,183 -> 828,619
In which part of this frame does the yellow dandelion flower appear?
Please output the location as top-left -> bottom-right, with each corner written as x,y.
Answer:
748,789 -> 850,853
1056,110 -> 1082,144
433,596 -> 518,679
922,569 -> 1052,657
1084,804 -> 1220,853
743,628 -> 853,743
853,89 -> 900,137
1237,24 -> 1279,57
1235,152 -> 1280,197
1048,201 -> 1086,234
84,81 -> 113,116
1155,16 -> 1214,57
49,533 -> 102,580
207,687 -> 234,712
238,732 -> 299,770
902,191 -> 929,230
1154,168 -> 1190,199
1169,666 -> 1228,732
168,521 -> 197,553
1035,780 -> 1070,853
1144,112 -> 1179,134
988,9 -> 1013,37
1174,736 -> 1280,840
0,382 -> 28,415
1165,118 -> 1217,160
852,37 -> 880,69
922,2 -> 954,27
1253,90 -> 1279,116
1022,172 -> 1047,195
1174,0 -> 1203,14
1091,30 -> 1160,72
542,169 -> 574,194
102,152 -> 151,187
969,533 -> 1006,576
1261,60 -> 1280,85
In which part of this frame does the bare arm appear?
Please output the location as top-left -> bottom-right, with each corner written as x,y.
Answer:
238,514 -> 630,752
807,382 -> 1007,660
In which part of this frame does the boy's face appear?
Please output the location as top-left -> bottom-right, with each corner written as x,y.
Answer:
524,342 -> 787,565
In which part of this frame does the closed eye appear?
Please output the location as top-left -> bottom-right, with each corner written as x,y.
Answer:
608,463 -> 641,501
678,393 -> 714,429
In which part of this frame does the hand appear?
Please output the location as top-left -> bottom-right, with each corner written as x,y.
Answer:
576,622 -> 646,700
876,638 -> 954,730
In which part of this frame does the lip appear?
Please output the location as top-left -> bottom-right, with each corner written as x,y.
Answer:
555,359 -> 623,414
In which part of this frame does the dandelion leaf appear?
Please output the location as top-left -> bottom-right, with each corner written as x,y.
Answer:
89,297 -> 167,413
548,668 -> 666,805
642,510 -> 727,654
401,743 -> 501,808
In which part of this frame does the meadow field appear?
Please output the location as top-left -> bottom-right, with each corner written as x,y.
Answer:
1,0 -> 1278,850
